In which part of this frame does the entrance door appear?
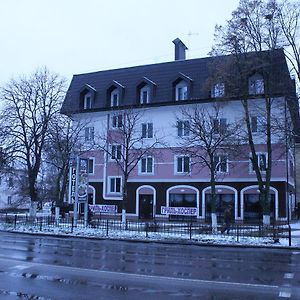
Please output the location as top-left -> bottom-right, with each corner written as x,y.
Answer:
139,194 -> 153,219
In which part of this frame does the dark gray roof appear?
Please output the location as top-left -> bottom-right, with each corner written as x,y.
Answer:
61,49 -> 295,115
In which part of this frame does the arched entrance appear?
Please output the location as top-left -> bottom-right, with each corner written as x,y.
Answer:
202,185 -> 238,221
136,185 -> 156,220
241,186 -> 278,222
166,185 -> 199,221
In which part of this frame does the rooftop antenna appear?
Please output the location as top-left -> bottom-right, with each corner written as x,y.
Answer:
187,31 -> 199,58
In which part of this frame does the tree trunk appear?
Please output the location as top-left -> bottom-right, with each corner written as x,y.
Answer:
122,177 -> 128,224
210,167 -> 218,233
29,201 -> 37,217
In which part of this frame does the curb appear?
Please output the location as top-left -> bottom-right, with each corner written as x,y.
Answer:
2,229 -> 300,251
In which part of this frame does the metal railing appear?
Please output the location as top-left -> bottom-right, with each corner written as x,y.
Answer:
0,214 -> 292,246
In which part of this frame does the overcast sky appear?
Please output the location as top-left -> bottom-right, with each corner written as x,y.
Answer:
0,0 -> 240,86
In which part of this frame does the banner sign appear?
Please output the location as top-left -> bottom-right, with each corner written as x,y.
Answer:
69,167 -> 76,203
161,206 -> 198,216
89,204 -> 117,214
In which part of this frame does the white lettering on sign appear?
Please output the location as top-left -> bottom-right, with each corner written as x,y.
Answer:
70,167 -> 76,203
89,205 -> 117,214
161,206 -> 198,216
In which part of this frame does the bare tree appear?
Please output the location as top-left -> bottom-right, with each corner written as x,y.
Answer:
43,114 -> 86,208
277,0 -> 300,85
96,108 -> 163,223
0,68 -> 65,215
177,104 -> 241,231
211,0 -> 298,224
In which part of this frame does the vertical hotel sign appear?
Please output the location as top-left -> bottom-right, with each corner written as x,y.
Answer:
69,158 -> 88,203
69,167 -> 77,203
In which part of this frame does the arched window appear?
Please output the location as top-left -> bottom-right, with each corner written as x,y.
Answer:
140,85 -> 151,104
84,93 -> 92,109
111,89 -> 119,107
79,84 -> 96,110
175,81 -> 188,101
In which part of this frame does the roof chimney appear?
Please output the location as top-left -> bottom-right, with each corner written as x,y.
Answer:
172,38 -> 188,61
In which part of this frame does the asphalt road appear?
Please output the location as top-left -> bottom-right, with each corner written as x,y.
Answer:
0,232 -> 298,299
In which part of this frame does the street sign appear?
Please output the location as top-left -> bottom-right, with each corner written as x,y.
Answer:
89,204 -> 117,214
161,206 -> 198,216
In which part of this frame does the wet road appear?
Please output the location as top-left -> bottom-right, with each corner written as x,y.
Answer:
0,232 -> 299,299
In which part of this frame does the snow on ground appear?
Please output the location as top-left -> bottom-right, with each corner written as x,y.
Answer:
1,220 -> 300,248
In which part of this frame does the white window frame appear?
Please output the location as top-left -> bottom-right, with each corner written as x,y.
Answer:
175,81 -> 188,101
250,152 -> 268,173
177,120 -> 190,137
7,196 -> 12,205
175,155 -> 191,174
212,83 -> 225,98
142,123 -> 153,139
214,155 -> 228,173
110,144 -> 122,161
83,93 -> 92,109
251,116 -> 265,133
87,158 -> 95,174
111,89 -> 119,107
112,114 -> 123,129
108,176 -> 122,194
139,156 -> 154,175
140,85 -> 150,104
213,118 -> 227,134
84,127 -> 94,142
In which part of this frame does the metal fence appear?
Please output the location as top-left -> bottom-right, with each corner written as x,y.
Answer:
0,214 -> 292,246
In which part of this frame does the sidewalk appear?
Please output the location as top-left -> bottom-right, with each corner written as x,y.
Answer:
290,220 -> 300,246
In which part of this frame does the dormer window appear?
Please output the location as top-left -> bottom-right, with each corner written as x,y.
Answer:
111,89 -> 119,107
140,85 -> 150,104
249,74 -> 264,95
79,84 -> 96,110
176,81 -> 188,101
212,83 -> 225,98
84,94 -> 92,109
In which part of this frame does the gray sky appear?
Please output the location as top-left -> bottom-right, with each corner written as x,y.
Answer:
0,0 -> 240,85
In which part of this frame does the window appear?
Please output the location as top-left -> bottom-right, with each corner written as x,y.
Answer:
142,123 -> 153,138
88,158 -> 94,174
251,116 -> 265,133
249,76 -> 264,95
250,153 -> 267,172
212,83 -> 225,98
7,196 -> 12,205
83,94 -> 92,109
213,118 -> 227,134
289,160 -> 294,177
109,177 -> 121,193
176,156 -> 190,173
8,177 -> 13,188
140,156 -> 154,174
214,155 -> 228,173
85,127 -> 94,141
177,120 -> 189,137
111,90 -> 119,107
140,86 -> 150,104
175,81 -> 188,101
111,144 -> 122,160
112,114 -> 123,128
